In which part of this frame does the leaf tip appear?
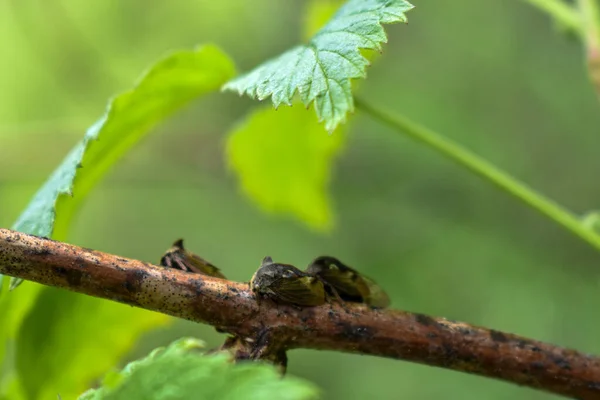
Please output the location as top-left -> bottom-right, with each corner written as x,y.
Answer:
9,277 -> 23,291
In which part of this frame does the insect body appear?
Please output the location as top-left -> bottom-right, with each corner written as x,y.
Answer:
159,239 -> 226,279
306,256 -> 390,308
250,257 -> 326,306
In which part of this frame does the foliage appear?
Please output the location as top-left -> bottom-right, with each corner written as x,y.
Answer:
8,45 -> 236,289
0,45 -> 235,399
1,0 -> 600,399
226,106 -> 344,231
223,0 -> 414,132
15,289 -> 168,400
79,338 -> 318,400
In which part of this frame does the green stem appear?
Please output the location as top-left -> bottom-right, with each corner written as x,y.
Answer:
522,0 -> 583,37
354,98 -> 600,252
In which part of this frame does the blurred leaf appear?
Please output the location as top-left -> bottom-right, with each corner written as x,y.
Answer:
0,281 -> 44,393
1,44 -> 235,399
223,0 -> 414,132
8,44 -> 236,289
16,288 -> 170,400
227,106 -> 344,231
78,338 -> 319,400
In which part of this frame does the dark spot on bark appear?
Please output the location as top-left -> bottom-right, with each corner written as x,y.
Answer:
531,346 -> 541,352
74,257 -> 87,269
336,322 -> 373,340
81,247 -> 95,253
550,354 -> 572,370
414,313 -> 436,327
458,327 -> 473,335
515,340 -> 528,349
117,258 -> 129,263
440,343 -> 459,366
530,361 -> 545,370
55,266 -> 83,287
190,278 -> 204,294
24,247 -> 51,257
230,287 -> 239,293
124,269 -> 148,293
490,330 -> 508,343
427,333 -> 438,339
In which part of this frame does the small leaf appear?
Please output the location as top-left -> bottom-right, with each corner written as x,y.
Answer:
223,0 -> 414,131
227,106 -> 344,231
6,44 -> 236,289
78,339 -> 319,400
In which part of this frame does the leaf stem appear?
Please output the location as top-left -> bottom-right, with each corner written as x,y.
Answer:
354,97 -> 600,252
521,0 -> 583,36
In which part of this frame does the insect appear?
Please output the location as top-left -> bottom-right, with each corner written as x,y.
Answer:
305,256 -> 390,308
250,256 -> 326,306
159,239 -> 226,279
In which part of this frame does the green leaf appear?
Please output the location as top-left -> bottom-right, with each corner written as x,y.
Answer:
79,338 -> 319,400
227,106 -> 344,231
0,281 -> 44,377
223,0 -> 414,132
15,288 -> 170,400
1,44 -> 235,399
7,44 -> 235,289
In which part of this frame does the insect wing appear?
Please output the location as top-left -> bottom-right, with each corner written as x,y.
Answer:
272,275 -> 325,306
159,240 -> 225,279
361,275 -> 390,308
307,256 -> 389,307
185,252 -> 226,279
318,267 -> 369,299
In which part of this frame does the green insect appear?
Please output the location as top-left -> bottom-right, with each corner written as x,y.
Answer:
305,256 -> 390,308
159,239 -> 226,279
250,257 -> 326,306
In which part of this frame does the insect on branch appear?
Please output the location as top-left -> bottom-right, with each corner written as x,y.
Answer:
0,228 -> 599,399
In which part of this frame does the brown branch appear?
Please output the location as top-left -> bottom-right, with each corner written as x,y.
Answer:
1,228 -> 599,399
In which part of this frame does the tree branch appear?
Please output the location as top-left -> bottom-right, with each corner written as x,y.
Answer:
1,228 -> 599,399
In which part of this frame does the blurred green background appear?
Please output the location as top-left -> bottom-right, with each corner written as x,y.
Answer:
1,1 -> 600,399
